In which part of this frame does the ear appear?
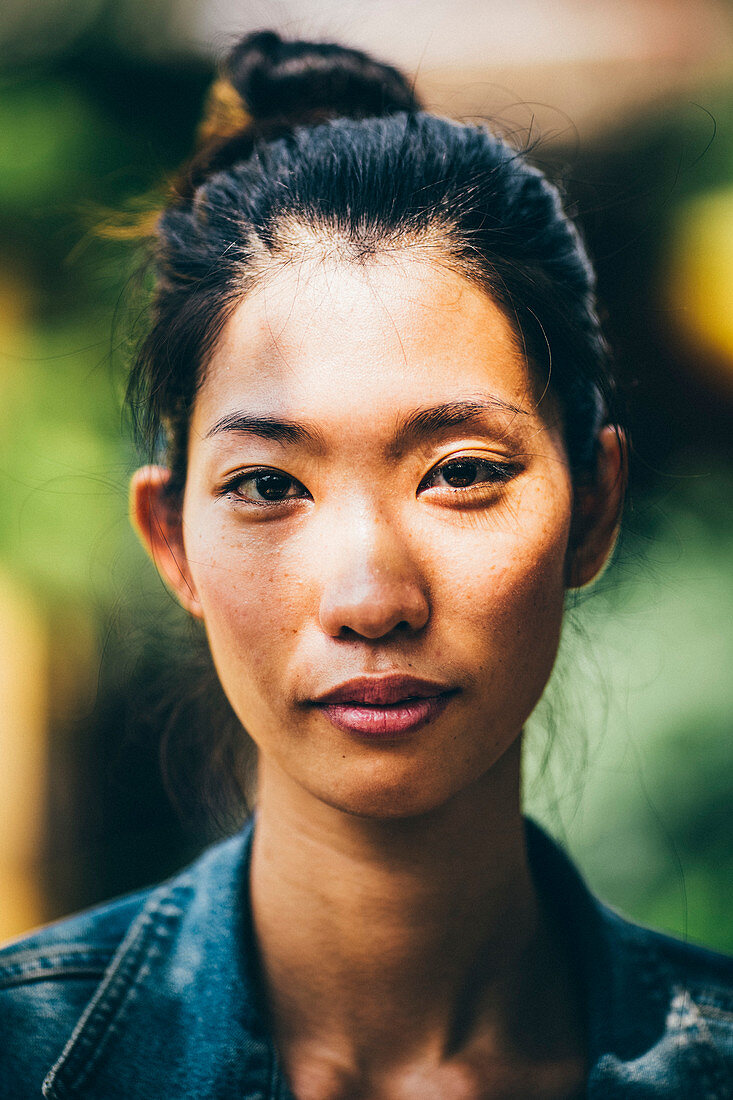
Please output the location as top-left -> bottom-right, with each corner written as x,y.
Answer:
567,426 -> 627,588
130,466 -> 203,618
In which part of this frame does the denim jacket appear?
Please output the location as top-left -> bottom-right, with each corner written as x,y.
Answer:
1,819 -> 731,1099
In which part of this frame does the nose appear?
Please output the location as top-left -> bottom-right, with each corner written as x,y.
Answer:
318,510 -> 430,640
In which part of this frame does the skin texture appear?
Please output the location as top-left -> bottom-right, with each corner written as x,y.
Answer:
132,250 -> 623,1098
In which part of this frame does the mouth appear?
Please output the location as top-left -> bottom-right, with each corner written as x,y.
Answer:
312,675 -> 457,738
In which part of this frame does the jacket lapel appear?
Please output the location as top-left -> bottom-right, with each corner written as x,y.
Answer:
588,985 -> 733,1096
42,822 -> 286,1100
526,821 -> 732,1098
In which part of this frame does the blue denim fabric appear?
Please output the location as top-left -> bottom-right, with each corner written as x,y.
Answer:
1,819 -> 731,1098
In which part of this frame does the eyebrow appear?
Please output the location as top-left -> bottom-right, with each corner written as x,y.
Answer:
388,397 -> 528,456
204,396 -> 528,454
205,413 -> 327,449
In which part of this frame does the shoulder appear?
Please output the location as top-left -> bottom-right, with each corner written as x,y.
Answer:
600,899 -> 733,1000
603,902 -> 733,1029
590,902 -> 733,1095
0,887 -> 152,1098
0,827 -> 252,1099
525,821 -> 733,1093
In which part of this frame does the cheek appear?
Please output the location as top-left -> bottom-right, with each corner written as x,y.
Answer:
436,506 -> 571,694
184,522 -> 303,701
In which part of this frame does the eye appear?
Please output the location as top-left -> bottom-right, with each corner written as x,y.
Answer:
221,468 -> 309,505
418,456 -> 518,494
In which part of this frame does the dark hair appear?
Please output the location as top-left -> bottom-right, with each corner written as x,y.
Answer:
127,29 -> 619,498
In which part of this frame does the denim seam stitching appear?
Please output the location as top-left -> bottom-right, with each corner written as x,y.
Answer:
0,965 -> 110,989
42,882 -> 192,1099
0,950 -> 115,988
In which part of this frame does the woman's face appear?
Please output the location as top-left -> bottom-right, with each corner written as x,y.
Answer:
149,255 -> 583,819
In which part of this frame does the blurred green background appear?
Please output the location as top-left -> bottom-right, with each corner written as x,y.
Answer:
0,0 -> 731,950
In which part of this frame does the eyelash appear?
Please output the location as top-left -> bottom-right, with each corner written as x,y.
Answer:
219,468 -> 311,507
219,457 -> 519,508
417,457 -> 519,494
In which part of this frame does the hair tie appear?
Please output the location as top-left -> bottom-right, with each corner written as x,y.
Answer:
197,77 -> 252,147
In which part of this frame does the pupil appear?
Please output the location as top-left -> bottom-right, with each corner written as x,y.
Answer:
444,461 -> 477,488
256,473 -> 292,500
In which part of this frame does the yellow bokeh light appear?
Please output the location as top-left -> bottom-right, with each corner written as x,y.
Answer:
667,188 -> 733,390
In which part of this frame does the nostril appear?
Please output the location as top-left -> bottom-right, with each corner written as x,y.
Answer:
337,618 -> 419,642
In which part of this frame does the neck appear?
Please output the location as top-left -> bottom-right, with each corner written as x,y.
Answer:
249,739 -> 580,1086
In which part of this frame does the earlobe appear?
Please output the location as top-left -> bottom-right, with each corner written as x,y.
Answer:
129,466 -> 203,618
567,426 -> 627,589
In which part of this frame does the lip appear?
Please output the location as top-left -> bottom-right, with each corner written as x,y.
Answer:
313,674 -> 453,706
312,675 -> 456,738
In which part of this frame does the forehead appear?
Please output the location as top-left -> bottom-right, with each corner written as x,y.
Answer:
191,256 -> 539,436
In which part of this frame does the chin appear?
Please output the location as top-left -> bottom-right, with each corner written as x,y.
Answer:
309,762 -> 480,822
323,791 -> 449,822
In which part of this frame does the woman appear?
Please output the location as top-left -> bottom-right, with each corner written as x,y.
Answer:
1,31 -> 731,1099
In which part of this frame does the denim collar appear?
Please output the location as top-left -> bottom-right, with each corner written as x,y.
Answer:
526,822 -> 732,1097
42,819 -> 731,1099
43,821 -> 292,1100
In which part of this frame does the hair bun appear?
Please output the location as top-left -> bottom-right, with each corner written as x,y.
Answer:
224,30 -> 421,126
177,31 -> 421,203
